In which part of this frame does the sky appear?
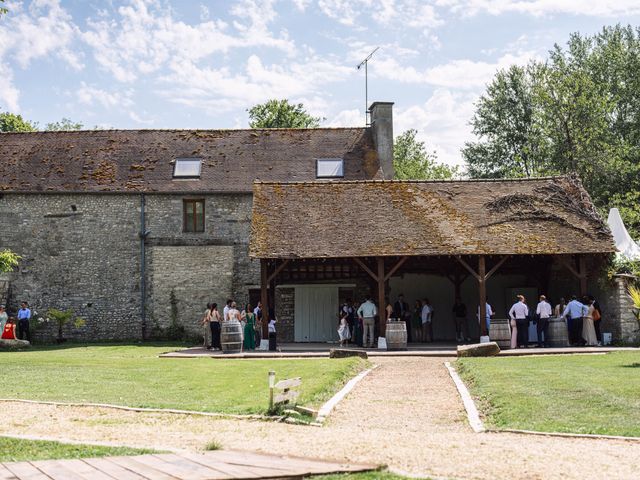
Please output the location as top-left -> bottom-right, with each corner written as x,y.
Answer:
2,1 -> 640,166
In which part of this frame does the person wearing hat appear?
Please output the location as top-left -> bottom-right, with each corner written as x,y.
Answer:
0,305 -> 7,332
535,295 -> 552,348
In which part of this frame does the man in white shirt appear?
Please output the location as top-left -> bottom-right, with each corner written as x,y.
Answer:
421,299 -> 433,342
509,295 -> 529,348
535,295 -> 552,347
223,299 -> 232,322
357,296 -> 378,348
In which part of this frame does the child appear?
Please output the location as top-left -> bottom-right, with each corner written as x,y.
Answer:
337,310 -> 351,347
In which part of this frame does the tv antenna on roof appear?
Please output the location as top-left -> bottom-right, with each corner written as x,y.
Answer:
357,47 -> 379,126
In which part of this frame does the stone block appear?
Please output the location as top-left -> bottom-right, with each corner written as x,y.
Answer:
457,342 -> 500,357
329,348 -> 368,359
0,339 -> 30,349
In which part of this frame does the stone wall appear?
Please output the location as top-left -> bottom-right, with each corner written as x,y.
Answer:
0,192 -> 260,341
275,287 -> 295,342
599,275 -> 639,344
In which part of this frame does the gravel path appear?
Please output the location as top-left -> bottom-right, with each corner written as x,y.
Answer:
2,357 -> 639,479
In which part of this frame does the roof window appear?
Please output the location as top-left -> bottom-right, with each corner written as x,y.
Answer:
316,158 -> 344,178
173,158 -> 202,179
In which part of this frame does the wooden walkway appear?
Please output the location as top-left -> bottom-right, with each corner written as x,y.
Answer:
0,450 -> 377,480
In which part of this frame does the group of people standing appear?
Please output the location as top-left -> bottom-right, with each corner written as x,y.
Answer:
337,294 -> 436,348
201,300 -> 276,352
508,294 -> 602,348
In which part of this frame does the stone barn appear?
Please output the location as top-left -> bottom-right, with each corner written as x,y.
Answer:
0,102 -> 394,340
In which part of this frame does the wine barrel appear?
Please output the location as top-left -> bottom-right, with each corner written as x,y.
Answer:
489,318 -> 511,349
386,320 -> 407,351
547,317 -> 569,348
221,320 -> 243,354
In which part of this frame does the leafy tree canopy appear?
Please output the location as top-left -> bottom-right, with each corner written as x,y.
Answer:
248,99 -> 323,128
45,118 -> 84,131
463,24 -> 640,237
0,112 -> 37,132
394,129 -> 458,180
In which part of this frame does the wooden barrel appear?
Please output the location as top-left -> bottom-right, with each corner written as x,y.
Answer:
489,318 -> 511,349
547,317 -> 569,348
386,320 -> 407,351
221,320 -> 243,354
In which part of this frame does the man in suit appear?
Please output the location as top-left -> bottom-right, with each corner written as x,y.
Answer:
393,294 -> 411,342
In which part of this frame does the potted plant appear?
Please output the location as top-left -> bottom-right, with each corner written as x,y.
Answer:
629,285 -> 640,328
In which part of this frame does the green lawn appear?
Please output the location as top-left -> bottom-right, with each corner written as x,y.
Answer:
0,344 -> 366,414
0,437 -> 156,462
457,351 -> 640,437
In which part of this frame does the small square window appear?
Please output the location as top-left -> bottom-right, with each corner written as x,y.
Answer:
173,158 -> 202,178
316,158 -> 344,178
183,199 -> 205,233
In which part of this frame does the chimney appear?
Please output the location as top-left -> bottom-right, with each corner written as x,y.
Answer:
369,102 -> 394,179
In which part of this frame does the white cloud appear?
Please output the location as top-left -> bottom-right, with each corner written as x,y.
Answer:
0,0 -> 82,110
443,0 -> 640,17
373,51 -> 537,89
396,89 -> 478,167
327,108 -> 364,127
76,82 -> 134,109
81,0 -> 295,83
319,0 -> 443,29
0,63 -> 20,112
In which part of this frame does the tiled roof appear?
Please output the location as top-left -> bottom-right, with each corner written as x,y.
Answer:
250,175 -> 616,258
0,128 -> 380,193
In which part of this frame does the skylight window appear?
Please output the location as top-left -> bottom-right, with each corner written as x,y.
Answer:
316,158 -> 344,178
173,158 -> 202,178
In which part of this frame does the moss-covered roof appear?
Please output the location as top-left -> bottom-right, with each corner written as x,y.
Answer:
0,128 -> 380,193
249,175 -> 616,258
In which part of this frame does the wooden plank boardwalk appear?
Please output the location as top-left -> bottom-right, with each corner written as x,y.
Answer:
0,450 -> 377,480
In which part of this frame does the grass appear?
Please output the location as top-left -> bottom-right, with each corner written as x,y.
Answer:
0,344 -> 366,415
0,436 -> 156,462
457,351 -> 640,437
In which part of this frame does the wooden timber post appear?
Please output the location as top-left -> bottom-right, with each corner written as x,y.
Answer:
377,257 -> 386,338
260,259 -> 269,338
478,256 -> 487,337
579,255 -> 588,296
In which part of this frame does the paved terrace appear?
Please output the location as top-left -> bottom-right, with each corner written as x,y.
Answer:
159,342 -> 638,358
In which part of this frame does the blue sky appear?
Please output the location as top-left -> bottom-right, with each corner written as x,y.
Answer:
2,1 -> 640,166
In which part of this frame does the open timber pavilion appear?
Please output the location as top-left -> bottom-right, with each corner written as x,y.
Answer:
249,174 -> 632,345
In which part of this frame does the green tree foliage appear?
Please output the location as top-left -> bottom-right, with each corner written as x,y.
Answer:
0,249 -> 20,273
463,25 -> 640,237
248,99 -> 323,128
0,112 -> 37,132
0,0 -> 7,17
45,118 -> 84,131
393,129 -> 458,180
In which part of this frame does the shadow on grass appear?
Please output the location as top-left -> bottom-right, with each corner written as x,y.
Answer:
622,362 -> 640,368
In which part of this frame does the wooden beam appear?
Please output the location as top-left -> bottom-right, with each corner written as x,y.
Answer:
579,255 -> 588,296
260,259 -> 269,338
478,255 -> 487,337
558,255 -> 582,280
353,257 -> 378,281
267,259 -> 290,283
377,257 -> 386,338
384,256 -> 408,282
455,256 -> 481,282
485,255 -> 509,281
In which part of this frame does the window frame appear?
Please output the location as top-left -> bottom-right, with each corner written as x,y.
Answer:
316,158 -> 345,179
182,198 -> 205,233
173,158 -> 202,179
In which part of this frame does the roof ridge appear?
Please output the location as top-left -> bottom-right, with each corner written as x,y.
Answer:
253,176 -> 572,185
0,127 -> 367,135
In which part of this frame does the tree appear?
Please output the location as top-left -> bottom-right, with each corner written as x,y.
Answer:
0,249 -> 20,273
45,118 -> 84,131
0,112 -> 37,132
248,99 -> 323,128
0,0 -> 7,17
393,129 -> 458,180
463,25 -> 640,237
463,65 -> 549,178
